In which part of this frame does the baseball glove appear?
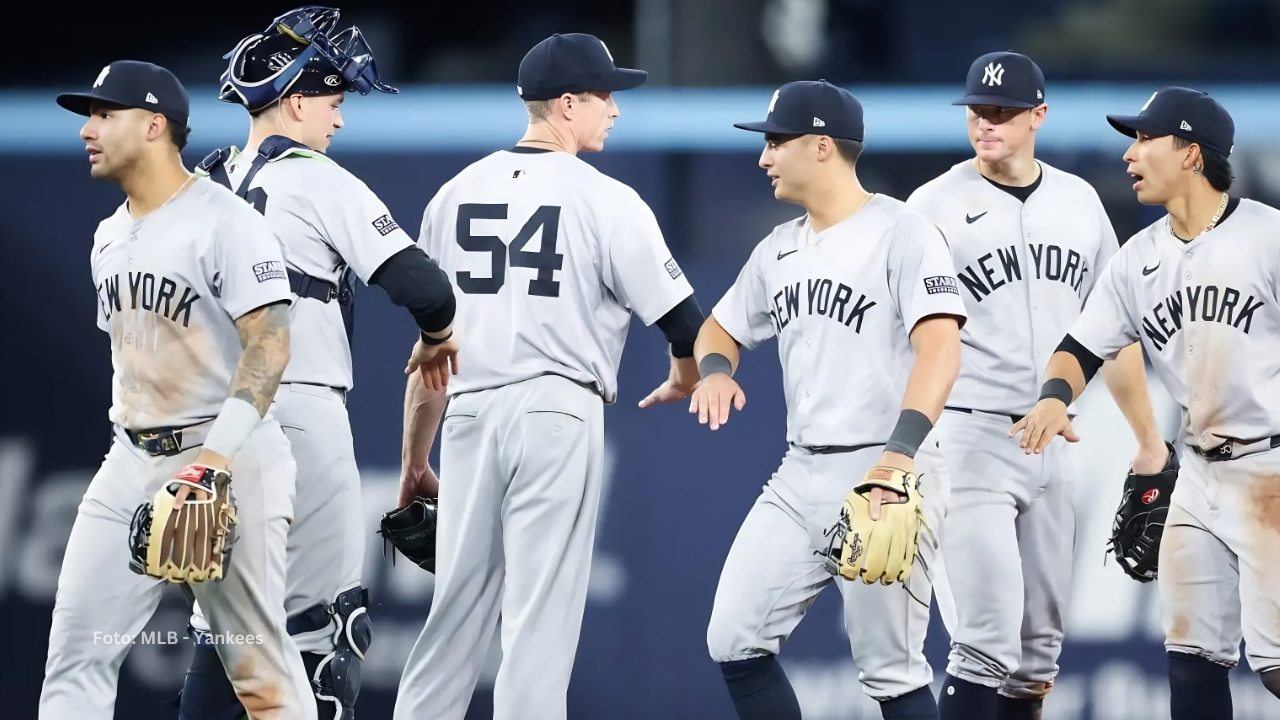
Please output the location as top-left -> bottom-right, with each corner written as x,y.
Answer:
379,496 -> 438,573
1106,442 -> 1179,582
822,465 -> 929,585
128,464 -> 238,583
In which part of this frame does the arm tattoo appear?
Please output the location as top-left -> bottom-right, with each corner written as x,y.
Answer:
231,302 -> 292,415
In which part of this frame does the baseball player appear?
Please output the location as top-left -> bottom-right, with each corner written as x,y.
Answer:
1014,87 -> 1280,717
392,33 -> 703,720
177,8 -> 458,720
41,61 -> 315,719
905,51 -> 1167,719
693,79 -> 967,720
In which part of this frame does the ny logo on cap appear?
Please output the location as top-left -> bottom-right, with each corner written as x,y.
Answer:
982,62 -> 1005,87
93,65 -> 111,88
767,89 -> 780,114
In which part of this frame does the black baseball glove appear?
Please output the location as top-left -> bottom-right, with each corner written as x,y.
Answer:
379,496 -> 438,573
1106,442 -> 1179,582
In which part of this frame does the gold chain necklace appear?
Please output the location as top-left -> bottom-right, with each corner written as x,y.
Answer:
1169,192 -> 1228,241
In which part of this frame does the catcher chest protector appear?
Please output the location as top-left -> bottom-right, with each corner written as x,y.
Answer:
198,137 -> 357,347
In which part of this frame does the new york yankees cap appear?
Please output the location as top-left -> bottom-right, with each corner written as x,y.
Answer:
1106,87 -> 1235,157
57,60 -> 190,128
517,33 -> 647,101
952,51 -> 1045,109
734,79 -> 864,141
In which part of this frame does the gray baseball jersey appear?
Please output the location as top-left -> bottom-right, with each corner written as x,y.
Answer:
1069,197 -> 1280,673
416,148 -> 693,404
42,176 -> 315,719
91,177 -> 294,428
907,160 -> 1118,414
1072,198 -> 1279,450
714,195 -> 969,446
220,145 -> 414,390
397,147 -> 691,720
905,159 -> 1117,699
705,195 -> 967,700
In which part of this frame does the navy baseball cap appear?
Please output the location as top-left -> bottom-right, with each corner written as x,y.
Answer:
1106,87 -> 1235,157
517,33 -> 647,101
734,80 -> 864,141
57,60 -> 190,128
952,51 -> 1045,109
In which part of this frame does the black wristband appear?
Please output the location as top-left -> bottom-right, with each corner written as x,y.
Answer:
698,352 -> 733,378
1038,377 -> 1074,405
884,409 -> 934,458
421,330 -> 452,346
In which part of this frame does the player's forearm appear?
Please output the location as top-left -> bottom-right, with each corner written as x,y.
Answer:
1101,343 -> 1164,450
901,317 -> 962,423
229,302 -> 292,416
402,373 -> 446,472
1042,350 -> 1088,403
693,315 -> 741,374
669,352 -> 699,389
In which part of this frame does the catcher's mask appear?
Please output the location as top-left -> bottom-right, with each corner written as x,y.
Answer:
219,5 -> 398,112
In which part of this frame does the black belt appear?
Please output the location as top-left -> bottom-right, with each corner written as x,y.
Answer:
944,406 -> 1023,425
121,422 -> 210,457
1193,434 -> 1280,462
794,442 -> 883,455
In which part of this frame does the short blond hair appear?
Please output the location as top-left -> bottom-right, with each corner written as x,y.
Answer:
524,92 -> 592,122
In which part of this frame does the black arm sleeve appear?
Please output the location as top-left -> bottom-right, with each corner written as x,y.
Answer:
1056,333 -> 1105,383
368,247 -> 456,335
654,294 -> 705,358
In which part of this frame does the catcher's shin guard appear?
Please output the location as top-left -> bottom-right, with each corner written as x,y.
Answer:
291,586 -> 372,720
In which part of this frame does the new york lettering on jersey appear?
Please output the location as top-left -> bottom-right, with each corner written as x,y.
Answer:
907,160 -> 1118,413
419,148 -> 692,403
89,177 -> 293,430
1071,199 -> 1280,448
1138,279 -> 1265,351
96,269 -> 203,328
714,196 -> 966,448
766,274 -> 878,334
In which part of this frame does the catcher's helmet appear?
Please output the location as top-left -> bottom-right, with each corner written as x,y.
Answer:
219,6 -> 397,112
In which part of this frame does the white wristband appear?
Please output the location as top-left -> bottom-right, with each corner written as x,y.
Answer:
203,397 -> 263,459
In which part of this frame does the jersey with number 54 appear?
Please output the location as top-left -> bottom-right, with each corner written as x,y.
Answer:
418,148 -> 693,403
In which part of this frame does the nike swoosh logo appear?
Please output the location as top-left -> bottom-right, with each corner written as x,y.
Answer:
1142,263 -> 1160,276
965,211 -> 988,224
777,249 -> 799,260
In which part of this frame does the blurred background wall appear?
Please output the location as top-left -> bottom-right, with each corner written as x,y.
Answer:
5,1 -> 1280,718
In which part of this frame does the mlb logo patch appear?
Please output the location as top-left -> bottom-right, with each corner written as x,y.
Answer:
253,261 -> 287,283
923,275 -> 959,295
664,257 -> 683,280
372,214 -> 400,236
